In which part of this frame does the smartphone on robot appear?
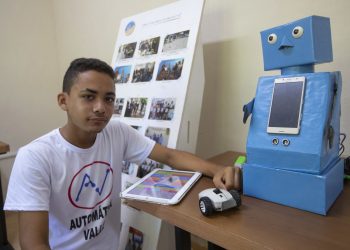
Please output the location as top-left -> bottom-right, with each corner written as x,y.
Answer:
267,76 -> 306,135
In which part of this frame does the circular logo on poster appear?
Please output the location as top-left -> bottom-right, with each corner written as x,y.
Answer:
68,161 -> 113,209
125,21 -> 135,36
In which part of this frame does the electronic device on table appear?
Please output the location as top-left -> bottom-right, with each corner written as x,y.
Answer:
120,168 -> 201,205
198,188 -> 241,216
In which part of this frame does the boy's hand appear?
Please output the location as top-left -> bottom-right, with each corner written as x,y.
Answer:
213,166 -> 242,191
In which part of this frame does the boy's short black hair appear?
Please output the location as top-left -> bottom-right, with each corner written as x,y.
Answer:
63,58 -> 115,93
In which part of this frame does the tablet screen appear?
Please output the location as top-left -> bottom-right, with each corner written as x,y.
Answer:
128,170 -> 195,198
267,77 -> 305,134
121,169 -> 201,204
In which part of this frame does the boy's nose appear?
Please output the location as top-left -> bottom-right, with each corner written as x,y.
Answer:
93,100 -> 106,113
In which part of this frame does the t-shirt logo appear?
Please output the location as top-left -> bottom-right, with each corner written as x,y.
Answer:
68,161 -> 113,209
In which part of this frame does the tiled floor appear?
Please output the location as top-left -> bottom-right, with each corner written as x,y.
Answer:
5,211 -> 207,250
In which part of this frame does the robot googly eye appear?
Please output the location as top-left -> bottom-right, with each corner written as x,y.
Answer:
267,33 -> 277,44
292,26 -> 304,38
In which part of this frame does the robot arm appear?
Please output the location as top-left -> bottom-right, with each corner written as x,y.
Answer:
243,98 -> 255,124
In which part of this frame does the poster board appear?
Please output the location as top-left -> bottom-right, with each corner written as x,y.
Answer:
111,0 -> 205,249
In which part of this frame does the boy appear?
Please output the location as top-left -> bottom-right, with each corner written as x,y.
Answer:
4,58 -> 241,250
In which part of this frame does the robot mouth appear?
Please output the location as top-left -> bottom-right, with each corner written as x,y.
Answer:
279,45 -> 293,50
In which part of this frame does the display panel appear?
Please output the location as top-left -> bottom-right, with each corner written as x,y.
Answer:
120,169 -> 201,205
267,77 -> 305,134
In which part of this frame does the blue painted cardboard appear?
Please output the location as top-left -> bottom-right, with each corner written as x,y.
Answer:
243,159 -> 344,215
246,72 -> 342,174
261,16 -> 333,71
244,16 -> 343,215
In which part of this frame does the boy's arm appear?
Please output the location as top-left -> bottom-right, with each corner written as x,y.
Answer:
148,143 -> 241,190
19,211 -> 50,250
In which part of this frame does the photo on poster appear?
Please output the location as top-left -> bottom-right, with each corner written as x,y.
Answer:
156,58 -> 184,81
132,62 -> 155,83
148,98 -> 176,121
114,98 -> 125,116
131,125 -> 142,132
138,36 -> 160,56
122,174 -> 140,191
124,98 -> 148,118
138,127 -> 170,178
122,161 -> 139,177
162,30 -> 190,52
125,226 -> 144,250
114,65 -> 132,84
137,158 -> 163,179
117,42 -> 137,60
145,127 -> 170,146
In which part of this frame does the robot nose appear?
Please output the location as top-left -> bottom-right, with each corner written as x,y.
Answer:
279,36 -> 294,50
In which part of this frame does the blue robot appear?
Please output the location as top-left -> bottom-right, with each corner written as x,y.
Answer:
243,16 -> 343,215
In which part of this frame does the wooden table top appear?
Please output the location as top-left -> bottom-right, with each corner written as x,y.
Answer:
0,141 -> 10,154
127,151 -> 350,250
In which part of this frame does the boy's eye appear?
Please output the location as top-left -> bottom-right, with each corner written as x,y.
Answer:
106,97 -> 115,103
82,95 -> 94,100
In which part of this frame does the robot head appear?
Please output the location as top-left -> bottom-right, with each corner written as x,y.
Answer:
261,16 -> 333,71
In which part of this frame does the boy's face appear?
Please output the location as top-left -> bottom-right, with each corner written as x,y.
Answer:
59,70 -> 116,135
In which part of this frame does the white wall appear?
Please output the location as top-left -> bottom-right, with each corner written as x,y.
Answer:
1,0 -> 349,163
0,0 -> 62,197
0,0 -> 63,151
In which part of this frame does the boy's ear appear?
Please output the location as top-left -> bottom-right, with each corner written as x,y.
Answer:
57,92 -> 68,111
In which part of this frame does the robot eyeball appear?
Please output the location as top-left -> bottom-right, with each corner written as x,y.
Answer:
267,33 -> 278,44
292,26 -> 304,38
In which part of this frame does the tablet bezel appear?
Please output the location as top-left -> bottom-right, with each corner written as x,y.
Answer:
120,168 -> 202,205
267,76 -> 306,135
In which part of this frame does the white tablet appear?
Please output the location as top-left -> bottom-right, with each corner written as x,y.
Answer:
267,76 -> 306,134
120,168 -> 202,205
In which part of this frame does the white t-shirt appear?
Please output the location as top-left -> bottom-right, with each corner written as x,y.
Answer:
4,120 -> 155,250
